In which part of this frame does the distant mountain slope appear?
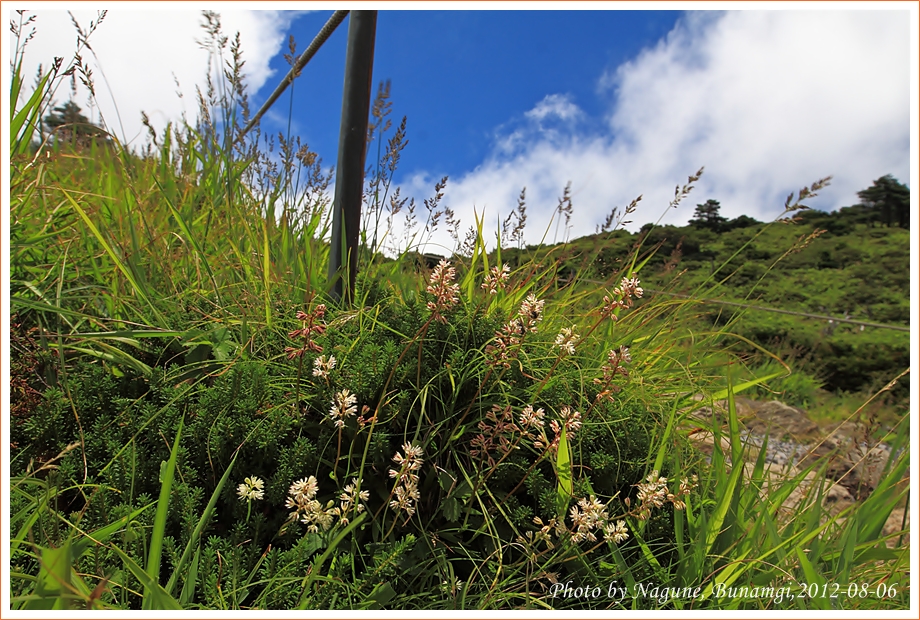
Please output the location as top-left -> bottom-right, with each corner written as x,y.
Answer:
483,180 -> 910,398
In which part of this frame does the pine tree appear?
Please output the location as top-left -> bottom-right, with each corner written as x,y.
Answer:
689,199 -> 728,232
857,175 -> 910,229
43,100 -> 104,146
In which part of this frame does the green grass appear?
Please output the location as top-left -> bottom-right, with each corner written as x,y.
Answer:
7,11 -> 910,610
503,198 -> 910,406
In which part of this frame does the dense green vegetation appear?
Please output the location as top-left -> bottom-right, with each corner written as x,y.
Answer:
7,11 -> 910,610
496,181 -> 910,408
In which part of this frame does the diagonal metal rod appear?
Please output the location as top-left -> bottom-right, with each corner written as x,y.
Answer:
237,10 -> 349,142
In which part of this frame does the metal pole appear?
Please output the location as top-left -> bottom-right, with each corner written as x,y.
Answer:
328,11 -> 377,305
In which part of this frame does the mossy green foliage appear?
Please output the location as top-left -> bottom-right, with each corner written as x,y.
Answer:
9,288 -> 675,609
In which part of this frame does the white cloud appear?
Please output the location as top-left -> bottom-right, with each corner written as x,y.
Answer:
10,7 -> 303,148
405,10 -> 912,255
524,93 -> 582,123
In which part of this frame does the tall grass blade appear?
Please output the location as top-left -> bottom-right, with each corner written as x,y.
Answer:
708,370 -> 786,401
554,425 -> 573,518
178,546 -> 201,606
63,343 -> 153,377
651,400 -> 680,474
262,215 -> 272,327
854,452 -> 909,543
165,451 -> 239,596
297,512 -> 367,608
70,502 -> 156,559
60,188 -> 165,326
155,178 -> 223,306
11,71 -> 51,155
704,435 -> 743,553
794,547 -> 831,609
10,484 -> 54,557
143,416 -> 184,609
23,539 -> 73,610
111,544 -> 183,610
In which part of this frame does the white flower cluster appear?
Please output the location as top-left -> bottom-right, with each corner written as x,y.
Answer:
337,478 -> 370,526
389,442 -> 424,517
328,389 -> 358,428
603,275 -> 644,319
312,354 -> 337,378
554,326 -> 580,356
481,263 -> 510,295
633,471 -> 698,520
285,475 -> 339,533
518,293 -> 545,333
523,497 -> 630,549
426,259 -> 460,323
236,476 -> 264,501
486,293 -> 546,368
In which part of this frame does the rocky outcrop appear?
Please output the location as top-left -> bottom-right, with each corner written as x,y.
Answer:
690,397 -> 904,497
738,398 -> 819,440
738,460 -> 855,519
688,396 -> 909,548
800,424 -> 894,500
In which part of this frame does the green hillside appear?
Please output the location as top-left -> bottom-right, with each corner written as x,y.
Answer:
490,178 -> 911,403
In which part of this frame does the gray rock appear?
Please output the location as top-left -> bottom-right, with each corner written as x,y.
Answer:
688,396 -> 902,519
799,430 -> 894,499
883,507 -> 910,549
742,400 -> 819,440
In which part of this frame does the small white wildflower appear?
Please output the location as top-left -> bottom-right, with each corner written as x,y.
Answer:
669,475 -> 698,511
561,406 -> 582,433
289,476 -> 319,503
390,481 -> 420,517
237,476 -> 265,501
338,478 -> 371,517
519,293 -> 545,332
328,389 -> 358,428
397,442 -> 424,462
312,354 -> 337,378
604,520 -> 630,544
567,495 -> 609,543
390,443 -> 424,517
554,326 -> 580,355
286,475 -> 351,532
482,263 -> 511,294
518,404 -> 545,429
679,475 -> 698,495
292,488 -> 340,532
620,276 -> 643,299
635,470 -> 669,515
426,259 -> 460,322
308,505 -> 338,531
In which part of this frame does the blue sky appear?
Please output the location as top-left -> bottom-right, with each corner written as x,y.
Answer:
9,5 -> 916,254
264,10 -> 684,177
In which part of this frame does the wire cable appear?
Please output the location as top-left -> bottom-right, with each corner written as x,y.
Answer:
578,278 -> 909,333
